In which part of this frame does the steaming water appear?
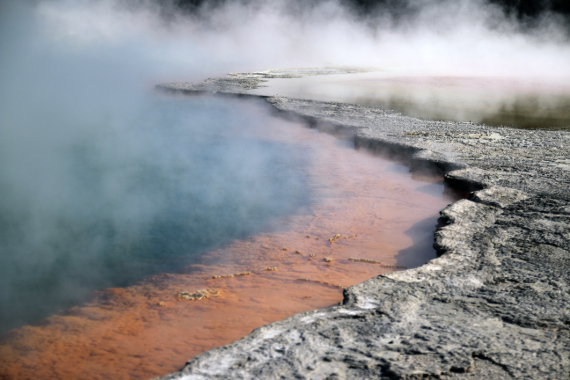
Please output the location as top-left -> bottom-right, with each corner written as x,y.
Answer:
3,1 -> 569,376
0,94 -> 453,380
251,71 -> 570,129
0,94 -> 310,335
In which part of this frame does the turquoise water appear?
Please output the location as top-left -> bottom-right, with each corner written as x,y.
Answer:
0,95 -> 309,335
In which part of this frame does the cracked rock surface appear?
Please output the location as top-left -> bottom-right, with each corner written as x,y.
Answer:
156,71 -> 570,379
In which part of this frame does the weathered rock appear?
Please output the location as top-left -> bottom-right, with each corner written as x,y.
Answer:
155,71 -> 570,379
158,67 -> 368,95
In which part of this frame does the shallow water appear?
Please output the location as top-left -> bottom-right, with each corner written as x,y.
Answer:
0,95 -> 453,380
250,71 -> 570,129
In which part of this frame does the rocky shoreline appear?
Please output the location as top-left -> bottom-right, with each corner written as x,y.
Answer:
155,70 -> 570,379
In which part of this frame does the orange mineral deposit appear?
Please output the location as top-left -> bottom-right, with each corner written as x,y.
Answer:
0,102 -> 454,380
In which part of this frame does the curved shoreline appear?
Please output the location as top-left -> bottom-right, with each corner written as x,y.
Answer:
156,71 -> 570,379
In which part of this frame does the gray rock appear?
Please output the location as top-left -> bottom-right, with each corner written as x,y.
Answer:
158,67 -> 369,95
155,71 -> 570,379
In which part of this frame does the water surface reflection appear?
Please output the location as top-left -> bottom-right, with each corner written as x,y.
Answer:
250,71 -> 570,129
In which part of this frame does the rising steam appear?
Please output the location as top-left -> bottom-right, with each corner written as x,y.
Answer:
27,0 -> 570,77
1,0 -> 569,334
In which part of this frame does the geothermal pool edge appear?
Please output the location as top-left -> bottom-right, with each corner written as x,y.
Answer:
155,71 -> 570,379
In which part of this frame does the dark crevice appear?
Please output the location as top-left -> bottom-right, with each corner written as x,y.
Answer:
471,352 -> 514,377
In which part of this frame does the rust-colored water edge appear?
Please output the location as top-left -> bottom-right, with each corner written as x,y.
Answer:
0,98 -> 453,380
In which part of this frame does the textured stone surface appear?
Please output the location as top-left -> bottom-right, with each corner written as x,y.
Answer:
156,72 -> 570,379
159,67 -> 368,94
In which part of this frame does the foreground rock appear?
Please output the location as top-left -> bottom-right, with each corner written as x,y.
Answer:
156,71 -> 570,379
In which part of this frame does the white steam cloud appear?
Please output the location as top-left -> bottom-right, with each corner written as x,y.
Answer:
0,0 -> 569,333
24,0 -> 570,79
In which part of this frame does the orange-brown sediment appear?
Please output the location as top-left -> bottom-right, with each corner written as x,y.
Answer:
0,110 -> 452,380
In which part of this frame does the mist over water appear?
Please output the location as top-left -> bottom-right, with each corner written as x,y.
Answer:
9,0 -> 570,78
0,92 -> 311,334
0,5 -> 308,333
251,72 -> 570,128
1,0 -> 570,335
